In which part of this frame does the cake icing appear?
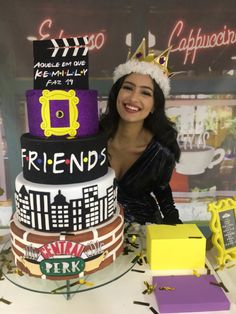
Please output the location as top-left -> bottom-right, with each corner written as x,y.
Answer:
15,169 -> 117,232
11,206 -> 124,280
10,36 -> 124,280
21,132 -> 108,184
26,89 -> 98,138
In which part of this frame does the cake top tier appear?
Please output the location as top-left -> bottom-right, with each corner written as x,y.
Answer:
33,37 -> 89,90
27,37 -> 99,138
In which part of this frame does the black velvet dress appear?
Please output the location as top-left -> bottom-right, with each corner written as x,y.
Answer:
114,137 -> 182,225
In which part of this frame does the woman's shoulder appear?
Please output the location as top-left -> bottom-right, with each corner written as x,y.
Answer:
152,136 -> 173,153
150,136 -> 176,165
150,136 -> 176,162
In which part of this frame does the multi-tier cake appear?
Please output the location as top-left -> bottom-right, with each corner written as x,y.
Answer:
10,37 -> 124,280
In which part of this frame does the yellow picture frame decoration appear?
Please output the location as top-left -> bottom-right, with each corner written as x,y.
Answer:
39,90 -> 79,137
208,197 -> 236,266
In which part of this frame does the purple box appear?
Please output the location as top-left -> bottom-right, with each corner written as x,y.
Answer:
153,275 -> 230,313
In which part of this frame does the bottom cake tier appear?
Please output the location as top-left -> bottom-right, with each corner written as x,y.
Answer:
10,206 -> 124,280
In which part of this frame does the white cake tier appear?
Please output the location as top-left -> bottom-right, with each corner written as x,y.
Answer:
15,168 -> 117,232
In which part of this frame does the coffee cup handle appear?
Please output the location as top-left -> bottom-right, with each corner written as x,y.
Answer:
208,148 -> 225,169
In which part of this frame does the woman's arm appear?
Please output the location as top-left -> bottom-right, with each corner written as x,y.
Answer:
153,184 -> 182,224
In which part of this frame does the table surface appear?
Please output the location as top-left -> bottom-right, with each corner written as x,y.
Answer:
1,229 -> 236,314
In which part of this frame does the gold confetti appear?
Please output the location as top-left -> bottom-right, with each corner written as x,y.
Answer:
159,286 -> 175,291
143,281 -> 157,295
193,269 -> 201,277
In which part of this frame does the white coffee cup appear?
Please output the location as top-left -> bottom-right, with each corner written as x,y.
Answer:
176,145 -> 225,175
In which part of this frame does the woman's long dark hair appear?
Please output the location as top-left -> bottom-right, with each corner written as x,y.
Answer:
100,75 -> 181,162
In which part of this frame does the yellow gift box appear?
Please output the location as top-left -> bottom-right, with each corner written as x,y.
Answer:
146,224 -> 206,270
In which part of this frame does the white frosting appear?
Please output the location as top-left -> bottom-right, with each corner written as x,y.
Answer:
15,168 -> 117,232
16,168 -> 116,201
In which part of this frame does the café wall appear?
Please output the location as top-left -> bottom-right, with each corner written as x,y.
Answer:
0,0 -> 236,225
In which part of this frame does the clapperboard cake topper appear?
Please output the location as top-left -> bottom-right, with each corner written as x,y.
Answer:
33,37 -> 89,89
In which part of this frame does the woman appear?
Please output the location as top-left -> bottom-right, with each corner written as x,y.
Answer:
100,41 -> 182,225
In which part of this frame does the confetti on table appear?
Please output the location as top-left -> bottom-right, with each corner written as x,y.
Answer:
149,306 -> 159,314
133,301 -> 150,306
143,281 -> 156,295
0,297 -> 11,305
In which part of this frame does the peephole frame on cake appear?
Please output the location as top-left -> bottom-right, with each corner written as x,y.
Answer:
39,89 -> 80,137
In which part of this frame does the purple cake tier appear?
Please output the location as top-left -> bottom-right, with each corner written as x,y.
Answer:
26,89 -> 98,138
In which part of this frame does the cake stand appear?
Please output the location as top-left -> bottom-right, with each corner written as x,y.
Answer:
0,226 -> 144,300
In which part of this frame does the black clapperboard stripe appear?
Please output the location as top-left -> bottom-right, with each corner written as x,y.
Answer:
33,36 -> 89,89
50,37 -> 88,58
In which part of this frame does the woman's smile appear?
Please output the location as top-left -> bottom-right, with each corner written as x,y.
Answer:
116,73 -> 154,122
124,103 -> 141,113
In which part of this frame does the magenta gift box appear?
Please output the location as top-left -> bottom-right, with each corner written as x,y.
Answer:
153,274 -> 230,313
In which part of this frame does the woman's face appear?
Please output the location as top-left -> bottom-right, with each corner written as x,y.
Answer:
116,73 -> 154,123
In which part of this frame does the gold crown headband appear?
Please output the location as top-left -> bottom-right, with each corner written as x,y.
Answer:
113,38 -> 172,97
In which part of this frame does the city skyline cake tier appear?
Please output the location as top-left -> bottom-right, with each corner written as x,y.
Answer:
15,168 -> 117,232
10,36 -> 124,280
